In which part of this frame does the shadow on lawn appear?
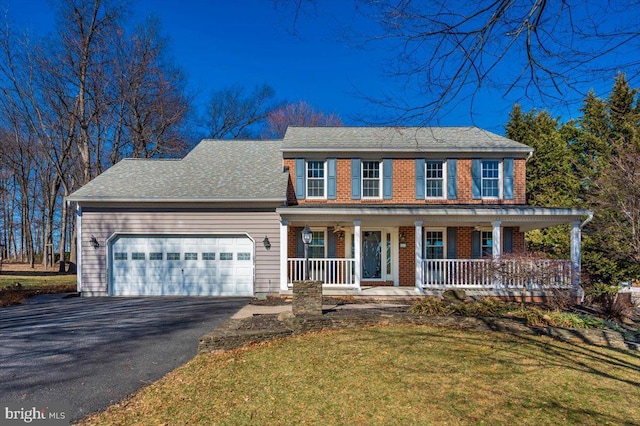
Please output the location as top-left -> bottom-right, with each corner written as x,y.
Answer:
345,325 -> 640,423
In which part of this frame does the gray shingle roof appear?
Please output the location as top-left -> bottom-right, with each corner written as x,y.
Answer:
67,140 -> 288,202
281,126 -> 532,153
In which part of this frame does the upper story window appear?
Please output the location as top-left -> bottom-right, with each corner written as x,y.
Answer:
481,160 -> 501,198
425,161 -> 446,198
306,160 -> 326,198
362,161 -> 382,198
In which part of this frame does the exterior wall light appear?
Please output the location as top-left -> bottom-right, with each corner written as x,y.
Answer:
90,235 -> 100,249
263,235 -> 271,251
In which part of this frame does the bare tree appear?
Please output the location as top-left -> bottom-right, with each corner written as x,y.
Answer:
111,17 -> 191,162
0,0 -> 192,266
203,84 -> 281,139
279,1 -> 640,123
264,100 -> 343,138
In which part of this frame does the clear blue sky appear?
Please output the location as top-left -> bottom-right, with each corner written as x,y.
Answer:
0,0 -> 624,134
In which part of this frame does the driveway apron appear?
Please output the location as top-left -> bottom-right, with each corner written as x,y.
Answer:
0,296 -> 250,422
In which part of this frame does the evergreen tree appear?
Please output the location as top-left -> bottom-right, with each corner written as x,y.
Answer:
506,105 -> 580,258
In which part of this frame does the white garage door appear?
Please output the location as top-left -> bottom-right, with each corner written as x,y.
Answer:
110,235 -> 254,296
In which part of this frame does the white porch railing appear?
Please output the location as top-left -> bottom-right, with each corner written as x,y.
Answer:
287,258 -> 356,287
422,259 -> 573,290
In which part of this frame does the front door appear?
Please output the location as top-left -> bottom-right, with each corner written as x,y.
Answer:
362,231 -> 382,279
355,229 -> 397,285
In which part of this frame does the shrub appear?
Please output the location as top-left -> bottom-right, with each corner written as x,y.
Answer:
585,282 -> 628,319
409,298 -> 453,315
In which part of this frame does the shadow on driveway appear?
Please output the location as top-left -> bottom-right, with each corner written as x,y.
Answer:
0,296 -> 250,422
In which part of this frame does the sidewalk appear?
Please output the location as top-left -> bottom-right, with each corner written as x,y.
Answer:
231,302 -> 410,319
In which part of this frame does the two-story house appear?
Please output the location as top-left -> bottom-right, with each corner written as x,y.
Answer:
67,126 -> 592,298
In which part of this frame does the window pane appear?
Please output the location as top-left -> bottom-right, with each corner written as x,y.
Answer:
237,253 -> 251,261
425,161 -> 444,198
362,161 -> 381,198
114,252 -> 127,260
167,252 -> 180,260
481,231 -> 493,257
149,252 -> 163,260
220,253 -> 233,260
481,161 -> 500,197
307,161 -> 325,197
131,252 -> 145,260
425,231 -> 444,259
309,230 -> 325,258
202,253 -> 215,260
184,253 -> 198,260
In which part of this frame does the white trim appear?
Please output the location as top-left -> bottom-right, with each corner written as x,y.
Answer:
280,219 -> 288,290
354,220 -> 361,290
492,220 -> 502,259
361,160 -> 383,199
424,160 -> 448,200
76,205 -> 82,293
305,160 -> 327,200
415,221 -> 423,291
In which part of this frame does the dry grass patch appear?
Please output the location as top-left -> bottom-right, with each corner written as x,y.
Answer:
0,272 -> 76,306
79,325 -> 640,425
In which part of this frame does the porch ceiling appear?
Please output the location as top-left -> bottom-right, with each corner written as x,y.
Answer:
277,205 -> 593,232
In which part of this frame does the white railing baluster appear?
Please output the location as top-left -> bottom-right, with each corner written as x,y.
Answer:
287,258 -> 357,288
421,259 -> 573,290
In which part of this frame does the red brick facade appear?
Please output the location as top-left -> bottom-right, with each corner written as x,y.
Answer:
283,153 -> 529,287
283,157 -> 526,205
287,225 -> 526,287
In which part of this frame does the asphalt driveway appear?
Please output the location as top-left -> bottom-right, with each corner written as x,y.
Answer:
0,295 -> 250,422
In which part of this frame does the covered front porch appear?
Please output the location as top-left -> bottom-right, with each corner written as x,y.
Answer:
277,205 -> 592,296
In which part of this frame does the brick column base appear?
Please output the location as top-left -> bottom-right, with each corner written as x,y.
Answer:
292,280 -> 323,316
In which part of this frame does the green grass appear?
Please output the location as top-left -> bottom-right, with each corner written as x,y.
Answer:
0,273 -> 77,288
0,272 -> 76,306
79,325 -> 640,425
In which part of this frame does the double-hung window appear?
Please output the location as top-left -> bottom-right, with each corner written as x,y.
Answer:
306,160 -> 326,198
481,160 -> 501,198
424,230 -> 445,259
309,230 -> 326,258
481,231 -> 493,257
362,161 -> 382,198
425,161 -> 445,198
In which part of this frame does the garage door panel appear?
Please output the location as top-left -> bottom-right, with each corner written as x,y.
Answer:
110,235 -> 254,296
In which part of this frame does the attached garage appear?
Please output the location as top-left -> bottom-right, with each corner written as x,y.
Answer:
109,235 -> 254,296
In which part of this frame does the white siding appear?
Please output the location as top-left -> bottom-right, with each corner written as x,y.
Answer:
80,210 -> 281,295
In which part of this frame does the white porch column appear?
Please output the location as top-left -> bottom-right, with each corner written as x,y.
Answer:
354,220 -> 361,290
415,220 -> 423,291
492,220 -> 502,259
570,220 -> 581,290
280,218 -> 288,291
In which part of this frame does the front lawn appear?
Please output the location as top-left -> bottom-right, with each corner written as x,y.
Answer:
79,325 -> 640,425
0,271 -> 76,306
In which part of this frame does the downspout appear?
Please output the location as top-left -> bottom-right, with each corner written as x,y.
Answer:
525,151 -> 533,162
574,212 -> 594,303
580,212 -> 594,229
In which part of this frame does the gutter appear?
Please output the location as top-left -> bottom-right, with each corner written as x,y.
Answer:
65,197 -> 287,203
